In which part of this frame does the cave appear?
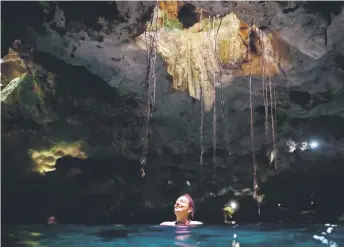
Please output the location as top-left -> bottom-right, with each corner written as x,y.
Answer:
2,1 -> 344,246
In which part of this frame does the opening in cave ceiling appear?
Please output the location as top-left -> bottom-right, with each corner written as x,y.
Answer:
138,1 -> 290,207
177,3 -> 200,29
136,1 -> 291,112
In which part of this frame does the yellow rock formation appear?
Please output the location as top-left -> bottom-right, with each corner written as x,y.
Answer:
158,1 -> 182,20
28,141 -> 87,174
137,5 -> 292,112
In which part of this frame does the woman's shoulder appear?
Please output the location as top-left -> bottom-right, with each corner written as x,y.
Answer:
160,221 -> 176,226
160,221 -> 203,226
190,221 -> 203,225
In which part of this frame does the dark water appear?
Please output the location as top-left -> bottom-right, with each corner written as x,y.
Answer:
3,223 -> 343,247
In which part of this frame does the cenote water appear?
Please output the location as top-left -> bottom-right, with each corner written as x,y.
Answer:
4,223 -> 343,247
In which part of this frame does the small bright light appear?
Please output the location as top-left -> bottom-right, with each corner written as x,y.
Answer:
310,141 -> 318,149
300,141 -> 308,151
230,201 -> 238,210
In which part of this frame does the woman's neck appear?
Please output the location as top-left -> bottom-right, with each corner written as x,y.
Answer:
175,219 -> 190,225
175,215 -> 190,225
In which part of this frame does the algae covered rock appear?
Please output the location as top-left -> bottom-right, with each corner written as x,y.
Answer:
1,41 -> 58,124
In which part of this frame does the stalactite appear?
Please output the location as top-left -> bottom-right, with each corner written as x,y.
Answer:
140,3 -> 158,177
248,28 -> 259,202
269,77 -> 277,171
199,13 -> 216,170
212,16 -> 217,175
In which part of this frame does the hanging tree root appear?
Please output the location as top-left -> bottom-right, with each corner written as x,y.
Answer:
140,3 -> 159,177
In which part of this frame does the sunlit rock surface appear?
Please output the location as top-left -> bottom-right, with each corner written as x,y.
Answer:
2,1 -> 344,224
1,48 -> 27,86
187,1 -> 337,59
29,141 -> 87,174
136,8 -> 291,111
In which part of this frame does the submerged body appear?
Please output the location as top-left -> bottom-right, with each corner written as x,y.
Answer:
160,194 -> 203,226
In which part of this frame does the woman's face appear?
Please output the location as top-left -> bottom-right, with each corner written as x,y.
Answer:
174,196 -> 192,216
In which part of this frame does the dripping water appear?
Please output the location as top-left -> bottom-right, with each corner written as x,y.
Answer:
140,3 -> 158,177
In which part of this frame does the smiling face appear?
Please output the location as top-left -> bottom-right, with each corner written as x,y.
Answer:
174,195 -> 193,219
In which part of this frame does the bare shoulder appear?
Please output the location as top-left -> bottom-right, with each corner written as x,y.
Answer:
190,221 -> 203,225
160,221 -> 203,226
160,221 -> 175,226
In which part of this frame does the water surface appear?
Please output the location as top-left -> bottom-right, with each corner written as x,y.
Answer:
3,223 -> 343,247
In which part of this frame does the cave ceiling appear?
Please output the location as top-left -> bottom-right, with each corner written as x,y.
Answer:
2,1 -> 344,180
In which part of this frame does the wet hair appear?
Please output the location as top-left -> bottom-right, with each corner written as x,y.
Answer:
182,193 -> 195,219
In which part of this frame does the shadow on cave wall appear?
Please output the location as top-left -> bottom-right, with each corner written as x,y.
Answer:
2,154 -> 197,225
261,160 -> 344,221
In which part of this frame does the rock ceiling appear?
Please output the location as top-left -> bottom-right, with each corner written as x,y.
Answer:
136,2 -> 292,111
2,1 -> 344,178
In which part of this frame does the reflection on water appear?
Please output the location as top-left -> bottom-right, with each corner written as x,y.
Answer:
174,224 -> 241,247
2,223 -> 344,247
313,224 -> 339,247
175,226 -> 194,247
3,229 -> 47,247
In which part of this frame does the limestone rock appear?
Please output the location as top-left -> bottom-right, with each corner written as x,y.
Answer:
137,9 -> 291,111
2,2 -> 344,220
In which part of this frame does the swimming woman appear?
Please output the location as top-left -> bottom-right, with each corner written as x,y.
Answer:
160,194 -> 203,226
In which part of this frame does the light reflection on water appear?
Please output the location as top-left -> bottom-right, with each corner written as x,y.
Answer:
175,226 -> 194,247
313,224 -> 339,247
2,223 -> 344,247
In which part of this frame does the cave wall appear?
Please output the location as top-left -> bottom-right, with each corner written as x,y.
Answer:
2,1 -> 344,224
